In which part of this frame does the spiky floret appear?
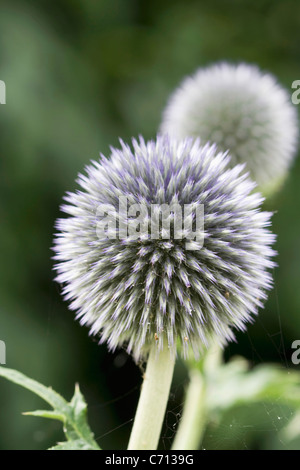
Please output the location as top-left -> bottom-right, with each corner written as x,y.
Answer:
53,136 -> 275,362
160,63 -> 298,192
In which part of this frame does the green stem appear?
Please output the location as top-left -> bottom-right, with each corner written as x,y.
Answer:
171,368 -> 206,450
172,342 -> 223,450
127,343 -> 176,450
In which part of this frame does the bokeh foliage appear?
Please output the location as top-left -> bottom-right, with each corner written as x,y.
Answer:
0,0 -> 299,449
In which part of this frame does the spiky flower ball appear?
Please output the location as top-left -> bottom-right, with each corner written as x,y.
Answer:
54,136 -> 275,362
160,63 -> 298,194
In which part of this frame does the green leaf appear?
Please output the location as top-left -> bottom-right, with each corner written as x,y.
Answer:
200,356 -> 300,449
23,410 -> 66,421
0,366 -> 68,411
68,383 -> 98,445
49,439 -> 98,450
280,410 -> 300,445
0,366 -> 101,450
206,357 -> 300,413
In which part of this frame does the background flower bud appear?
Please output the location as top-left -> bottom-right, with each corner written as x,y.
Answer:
160,63 -> 299,195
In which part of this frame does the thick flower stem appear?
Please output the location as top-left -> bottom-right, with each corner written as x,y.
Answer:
127,343 -> 176,450
171,368 -> 206,450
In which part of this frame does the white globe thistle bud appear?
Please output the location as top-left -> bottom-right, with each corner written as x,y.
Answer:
160,63 -> 299,194
53,136 -> 276,362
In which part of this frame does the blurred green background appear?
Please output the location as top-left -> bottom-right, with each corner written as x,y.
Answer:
0,0 -> 300,450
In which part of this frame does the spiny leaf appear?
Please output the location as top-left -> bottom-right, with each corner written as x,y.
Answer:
23,410 -> 66,422
49,439 -> 97,450
0,367 -> 68,411
0,366 -> 101,450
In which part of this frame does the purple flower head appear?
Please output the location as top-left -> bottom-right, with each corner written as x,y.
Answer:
53,136 -> 276,362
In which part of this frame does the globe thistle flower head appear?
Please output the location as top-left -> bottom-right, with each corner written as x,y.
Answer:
53,136 -> 276,362
160,63 -> 299,194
